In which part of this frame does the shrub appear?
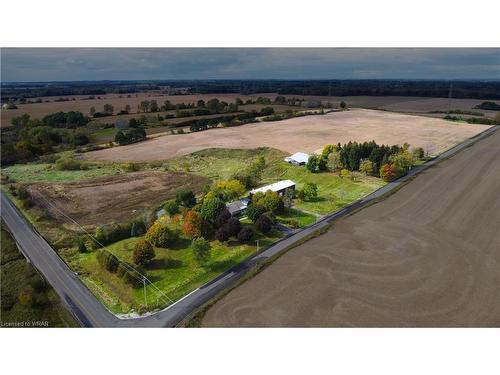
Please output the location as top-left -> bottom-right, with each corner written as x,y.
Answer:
225,217 -> 242,237
17,186 -> 30,200
76,238 -> 87,253
176,189 -> 196,208
123,162 -> 140,172
215,208 -> 231,228
96,250 -> 119,273
215,226 -> 229,242
93,223 -> 135,248
412,147 -> 425,160
302,182 -> 318,201
255,214 -> 272,234
164,199 -> 180,216
130,221 -> 146,237
18,287 -> 34,305
30,277 -> 47,293
191,237 -> 211,264
340,169 -> 350,178
55,157 -> 81,171
133,239 -> 155,266
237,227 -> 254,243
246,204 -> 266,222
39,153 -> 60,163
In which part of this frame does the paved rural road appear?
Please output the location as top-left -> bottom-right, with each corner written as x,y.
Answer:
1,125 -> 498,327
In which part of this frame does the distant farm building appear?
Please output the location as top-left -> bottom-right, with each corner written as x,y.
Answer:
226,198 -> 250,217
284,152 -> 309,166
249,180 -> 296,197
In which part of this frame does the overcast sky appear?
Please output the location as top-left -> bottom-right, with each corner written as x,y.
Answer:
1,48 -> 499,82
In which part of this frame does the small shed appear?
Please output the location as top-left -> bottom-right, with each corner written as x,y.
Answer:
284,152 -> 309,166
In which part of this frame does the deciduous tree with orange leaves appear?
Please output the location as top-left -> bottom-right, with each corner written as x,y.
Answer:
182,210 -> 203,238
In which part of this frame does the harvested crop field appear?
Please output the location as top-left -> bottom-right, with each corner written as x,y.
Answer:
28,171 -> 208,225
202,128 -> 500,327
0,92 -> 278,126
84,109 -> 490,162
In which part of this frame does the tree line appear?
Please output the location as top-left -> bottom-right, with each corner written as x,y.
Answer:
2,112 -> 91,165
306,141 -> 425,181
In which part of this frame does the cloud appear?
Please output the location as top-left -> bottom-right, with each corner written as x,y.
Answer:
1,48 -> 499,81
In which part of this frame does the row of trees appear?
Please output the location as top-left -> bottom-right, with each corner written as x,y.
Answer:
305,141 -> 425,181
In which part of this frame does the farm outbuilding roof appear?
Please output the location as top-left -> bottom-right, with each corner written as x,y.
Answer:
284,152 -> 309,165
249,180 -> 296,195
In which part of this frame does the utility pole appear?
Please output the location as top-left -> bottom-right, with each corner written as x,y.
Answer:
143,277 -> 147,308
447,82 -> 453,115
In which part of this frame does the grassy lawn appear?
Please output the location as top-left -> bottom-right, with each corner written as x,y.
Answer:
263,162 -> 386,215
90,127 -> 117,144
1,223 -> 78,327
275,208 -> 317,228
2,162 -> 124,184
77,228 -> 283,314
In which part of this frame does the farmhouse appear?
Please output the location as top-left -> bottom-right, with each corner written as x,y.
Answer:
249,180 -> 296,197
226,198 -> 250,217
284,152 -> 309,166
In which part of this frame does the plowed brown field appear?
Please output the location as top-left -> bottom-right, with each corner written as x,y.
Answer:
202,128 -> 500,327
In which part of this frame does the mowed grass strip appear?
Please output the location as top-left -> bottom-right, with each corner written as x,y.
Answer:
77,229 -> 283,314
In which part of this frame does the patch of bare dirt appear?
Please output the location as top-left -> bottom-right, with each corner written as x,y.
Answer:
29,171 -> 208,225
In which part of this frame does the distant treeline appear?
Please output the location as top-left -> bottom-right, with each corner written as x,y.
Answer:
3,80 -> 500,101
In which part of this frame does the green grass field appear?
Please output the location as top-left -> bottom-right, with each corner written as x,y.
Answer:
266,162 -> 386,215
77,228 -> 283,314
0,223 -> 78,327
275,208 -> 317,228
167,147 -> 286,180
2,162 -> 124,184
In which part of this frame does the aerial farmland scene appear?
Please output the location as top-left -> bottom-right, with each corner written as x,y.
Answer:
1,48 -> 499,331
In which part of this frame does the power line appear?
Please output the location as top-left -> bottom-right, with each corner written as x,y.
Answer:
31,189 -> 173,305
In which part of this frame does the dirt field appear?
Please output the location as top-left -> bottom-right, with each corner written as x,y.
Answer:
3,92 -> 497,127
202,129 -> 500,327
28,171 -> 208,225
84,109 -> 490,162
0,92 -> 278,126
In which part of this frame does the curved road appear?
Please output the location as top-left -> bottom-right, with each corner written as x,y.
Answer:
1,125 -> 497,327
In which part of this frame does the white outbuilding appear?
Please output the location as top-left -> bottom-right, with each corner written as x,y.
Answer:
249,180 -> 296,197
284,152 -> 309,166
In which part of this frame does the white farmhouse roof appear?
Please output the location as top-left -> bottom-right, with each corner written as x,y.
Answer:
284,152 -> 309,164
249,180 -> 296,195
